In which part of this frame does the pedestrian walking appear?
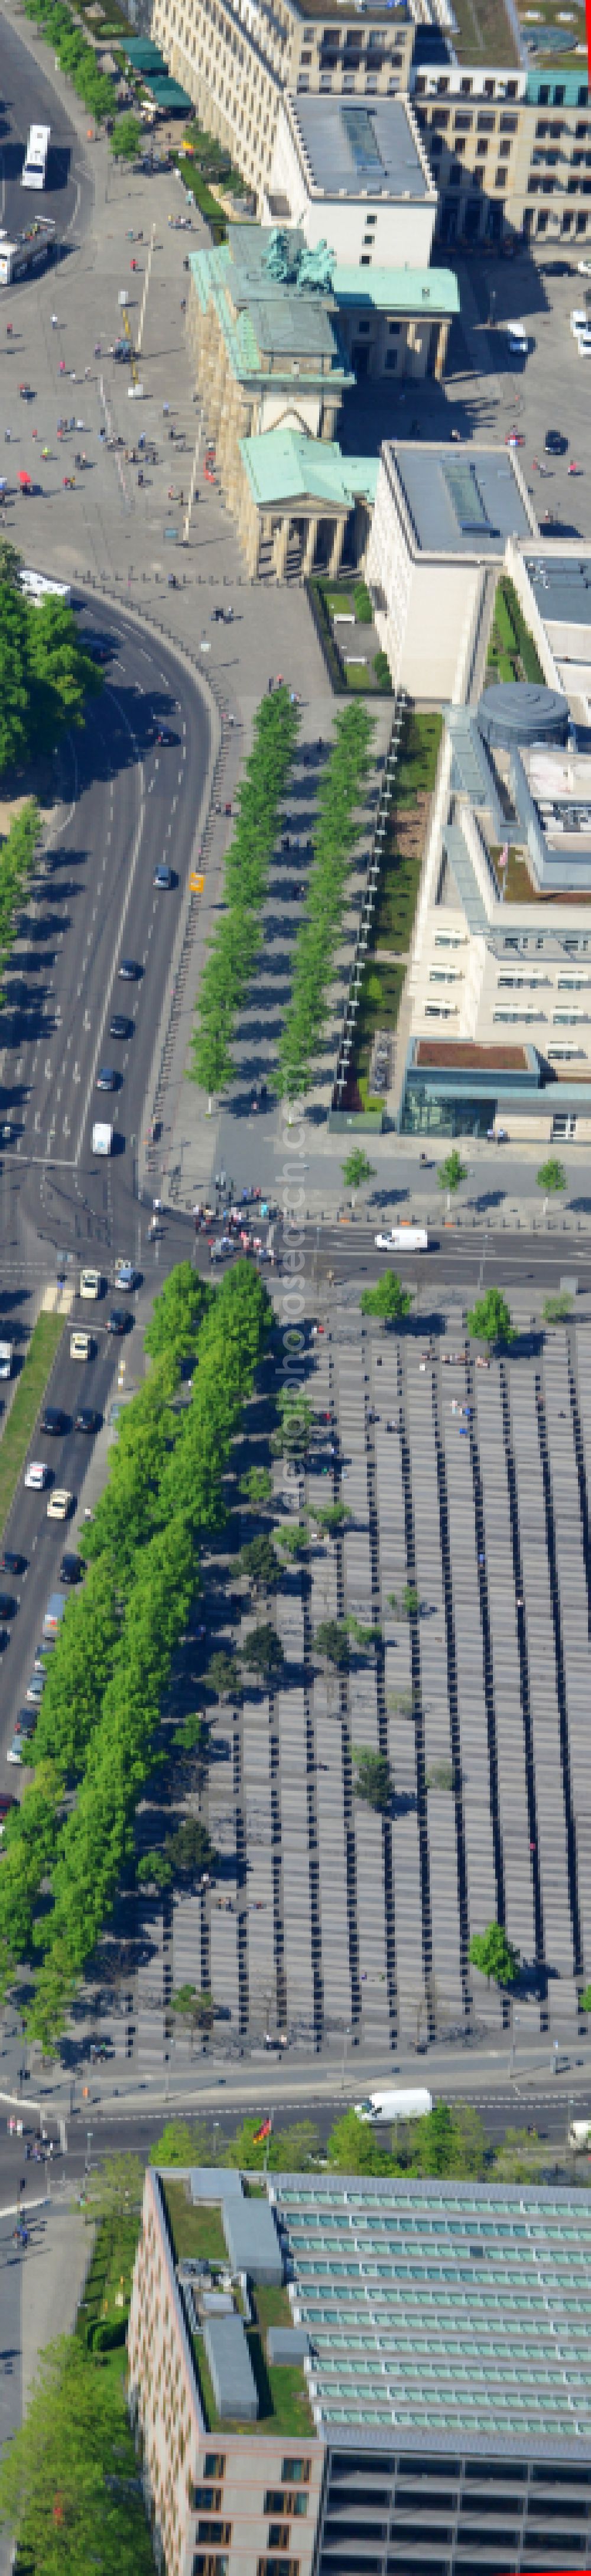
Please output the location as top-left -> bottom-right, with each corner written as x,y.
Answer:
51,312 -> 58,329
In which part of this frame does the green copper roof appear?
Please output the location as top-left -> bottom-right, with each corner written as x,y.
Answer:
240,427 -> 378,510
189,244 -> 353,389
333,264 -> 459,316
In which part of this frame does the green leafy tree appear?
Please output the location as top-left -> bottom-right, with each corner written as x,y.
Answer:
277,1521 -> 310,1558
347,1616 -> 381,1651
144,1263 -> 211,1368
469,1922 -> 519,1988
164,1817 -> 213,1881
170,1984 -> 218,2036
0,541 -> 22,588
239,1623 -> 285,1683
239,1466 -> 272,1508
353,1748 -> 391,1812
0,2336 -> 155,2575
388,1583 -> 420,1619
580,1984 -> 591,2014
233,1535 -> 283,1598
225,2116 -> 320,2170
543,1293 -> 573,1324
437,1150 -> 467,1194
207,1650 -> 239,1702
315,1618 -> 349,1670
467,1288 -> 515,1347
342,1149 -> 376,1193
82,2151 -> 145,2219
360,1274 -> 413,1324
191,688 -> 300,1094
408,2101 -> 486,2179
537,1158 -> 567,1197
149,2118 -> 217,2166
313,1503 -> 352,1534
327,2109 -> 399,2176
109,112 -> 142,158
137,1848 -> 173,1891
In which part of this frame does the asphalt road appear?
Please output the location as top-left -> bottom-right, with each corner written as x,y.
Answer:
0,8 -> 84,248
296,1219 -> 591,1297
0,600 -> 211,1743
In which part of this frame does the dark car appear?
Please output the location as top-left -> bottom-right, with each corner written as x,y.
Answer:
60,1552 -> 82,1586
109,1014 -> 133,1041
0,1593 -> 17,1619
108,1307 -> 132,1336
156,725 -> 173,745
96,1067 -> 118,1092
41,1407 -> 69,1437
86,636 -> 111,663
0,1550 -> 25,1575
154,864 -> 174,889
74,1407 -> 101,1435
545,430 -> 568,455
0,1628 -> 8,1652
118,958 -> 140,982
0,1794 -> 17,1820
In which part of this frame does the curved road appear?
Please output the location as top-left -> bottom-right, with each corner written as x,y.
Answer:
0,601 -> 211,1745
0,8 -> 85,245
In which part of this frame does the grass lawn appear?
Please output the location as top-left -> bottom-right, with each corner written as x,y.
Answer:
323,587 -> 353,618
79,2212 -> 139,2341
451,0 -> 519,59
0,1312 -> 63,1535
163,2178 -> 227,2266
395,710 -> 443,805
372,845 -> 423,952
254,2281 -> 294,2333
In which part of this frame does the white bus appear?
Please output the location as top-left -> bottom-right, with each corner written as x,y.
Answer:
20,569 -> 71,607
21,125 -> 50,190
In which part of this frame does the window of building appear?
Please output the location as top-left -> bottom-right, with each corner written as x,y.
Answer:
494,1010 -> 542,1022
500,111 -> 518,131
435,935 -> 464,946
554,83 -> 566,102
476,139 -> 488,156
361,251 -> 372,262
365,211 -> 376,225
499,138 -> 512,156
268,2531 -> 290,2552
495,170 -> 506,185
388,319 -> 401,333
281,2462 -> 310,2486
193,2488 -> 223,2512
431,106 -> 449,127
477,110 -> 495,129
430,970 -> 459,983
538,83 -> 551,102
425,1005 -> 456,1018
203,2457 -> 226,2481
300,48 -> 311,62
197,2527 -> 232,2549
454,110 -> 472,128
554,1010 -> 590,1024
384,349 -> 398,367
460,74 -> 472,92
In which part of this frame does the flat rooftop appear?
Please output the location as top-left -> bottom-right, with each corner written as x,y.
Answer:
524,553 -> 591,630
271,2175 -> 591,2451
294,0 -> 411,21
389,441 -> 534,556
290,92 -> 432,200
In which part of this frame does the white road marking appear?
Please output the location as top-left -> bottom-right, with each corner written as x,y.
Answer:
73,1064 -> 80,1084
44,1058 -> 51,1079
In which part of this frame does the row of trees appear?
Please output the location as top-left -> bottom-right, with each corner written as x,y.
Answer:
0,800 -> 41,1001
23,0 -> 121,127
0,2334 -> 154,2576
0,1263 -> 272,2049
190,685 -> 300,1094
277,700 -> 374,1101
0,559 -> 101,781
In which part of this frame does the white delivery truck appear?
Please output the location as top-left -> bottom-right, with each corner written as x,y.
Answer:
22,125 -> 50,190
92,1122 -> 113,1156
355,2087 -> 433,2124
375,1227 -> 428,1253
0,1339 -> 12,1380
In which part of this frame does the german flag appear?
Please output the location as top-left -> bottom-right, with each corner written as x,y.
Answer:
253,2117 -> 272,2143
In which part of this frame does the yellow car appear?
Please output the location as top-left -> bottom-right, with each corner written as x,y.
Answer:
70,1330 -> 92,1360
80,1268 -> 101,1301
47,1489 -> 73,1521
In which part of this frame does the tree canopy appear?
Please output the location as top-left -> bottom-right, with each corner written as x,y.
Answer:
0,578 -> 100,778
360,1272 -> 413,1323
0,2336 -> 154,2576
469,1922 -> 520,1987
466,1288 -> 515,1347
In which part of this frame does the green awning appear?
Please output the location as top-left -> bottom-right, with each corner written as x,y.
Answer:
121,37 -> 167,70
144,75 -> 193,106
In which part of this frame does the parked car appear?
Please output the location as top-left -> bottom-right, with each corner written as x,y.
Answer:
26,1670 -> 47,1703
60,1553 -> 82,1586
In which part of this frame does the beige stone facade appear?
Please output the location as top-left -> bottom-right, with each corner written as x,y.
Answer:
154,0 -> 414,211
411,63 -> 591,247
128,2168 -> 324,2576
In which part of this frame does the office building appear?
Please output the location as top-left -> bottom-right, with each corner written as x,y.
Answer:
411,61 -> 591,247
152,0 -> 415,211
128,2163 -> 591,2574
